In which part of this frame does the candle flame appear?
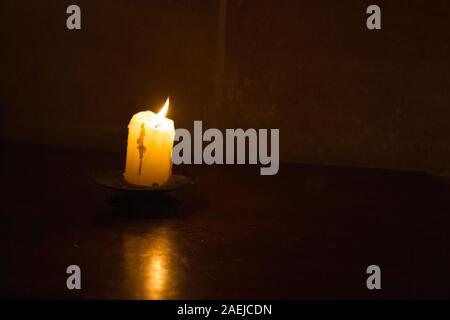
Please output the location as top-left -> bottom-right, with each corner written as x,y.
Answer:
157,97 -> 170,118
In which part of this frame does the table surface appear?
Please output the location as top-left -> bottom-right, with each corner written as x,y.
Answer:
1,143 -> 450,299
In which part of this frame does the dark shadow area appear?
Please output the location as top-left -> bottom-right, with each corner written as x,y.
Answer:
107,192 -> 183,217
93,188 -> 209,226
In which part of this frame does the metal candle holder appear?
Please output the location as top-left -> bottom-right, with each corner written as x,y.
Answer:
94,169 -> 195,193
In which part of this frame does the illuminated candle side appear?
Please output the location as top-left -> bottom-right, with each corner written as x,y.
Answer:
124,98 -> 175,186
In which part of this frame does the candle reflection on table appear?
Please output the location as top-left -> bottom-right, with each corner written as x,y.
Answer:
122,226 -> 180,299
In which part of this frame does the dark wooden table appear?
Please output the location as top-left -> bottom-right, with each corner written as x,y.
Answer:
1,143 -> 450,299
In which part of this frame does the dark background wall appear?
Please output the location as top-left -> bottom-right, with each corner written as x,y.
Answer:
1,0 -> 450,171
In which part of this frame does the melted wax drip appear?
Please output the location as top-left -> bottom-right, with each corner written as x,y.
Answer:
137,123 -> 147,175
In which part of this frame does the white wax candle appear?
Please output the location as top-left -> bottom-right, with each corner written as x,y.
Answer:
124,98 -> 175,186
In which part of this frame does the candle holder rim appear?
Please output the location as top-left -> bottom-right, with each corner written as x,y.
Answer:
94,169 -> 195,192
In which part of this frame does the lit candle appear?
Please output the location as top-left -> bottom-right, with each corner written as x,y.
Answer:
124,98 -> 175,186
